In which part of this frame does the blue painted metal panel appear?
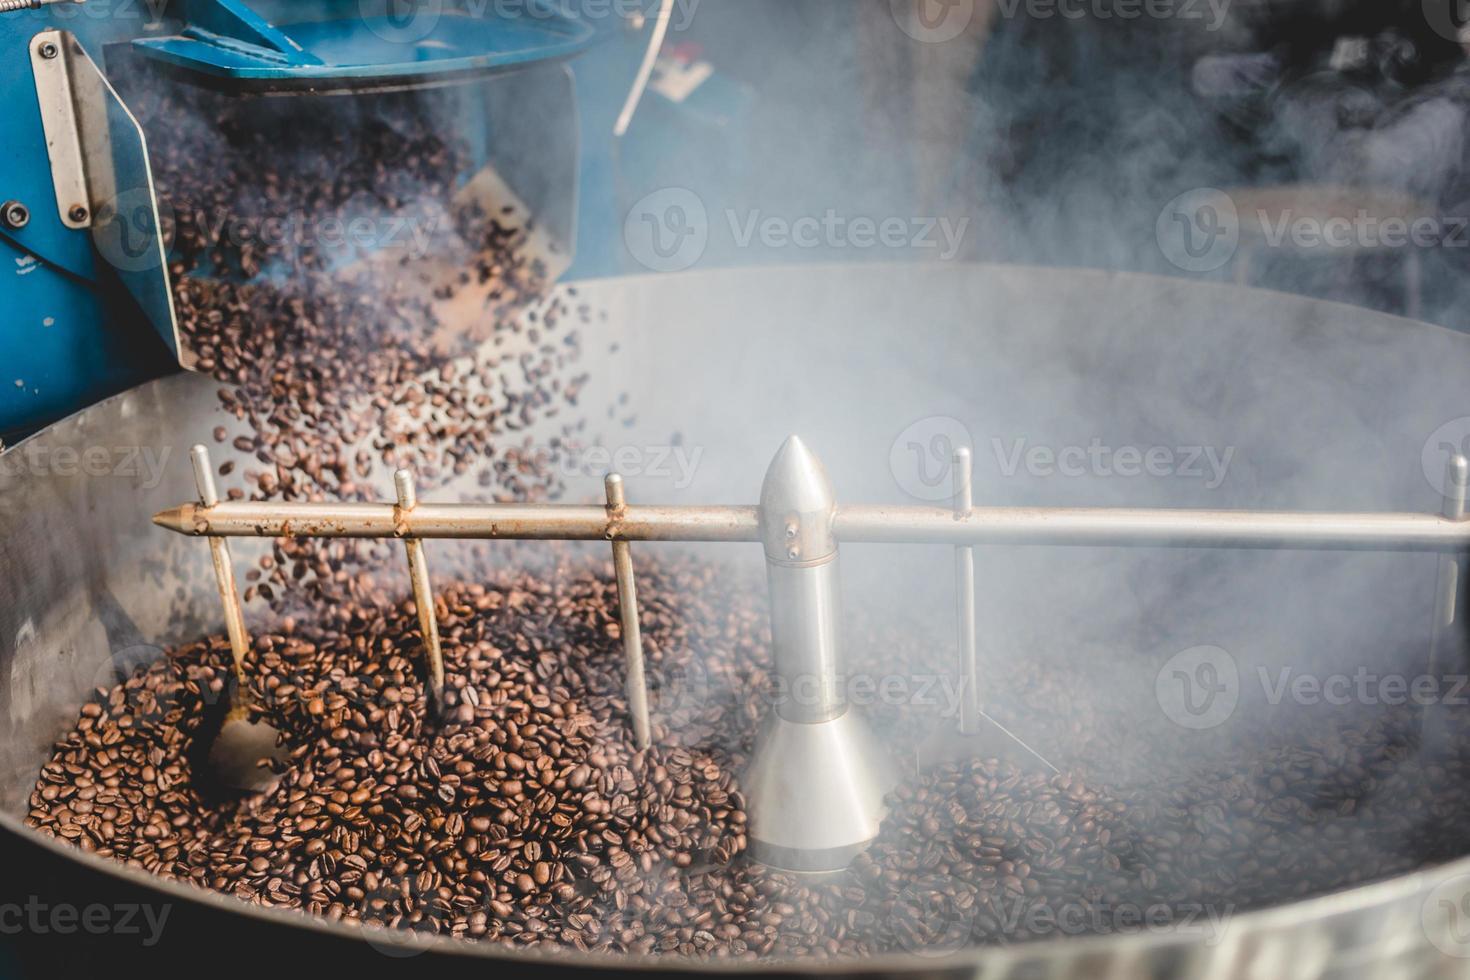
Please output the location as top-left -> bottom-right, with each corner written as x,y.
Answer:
0,12 -> 172,443
132,0 -> 597,90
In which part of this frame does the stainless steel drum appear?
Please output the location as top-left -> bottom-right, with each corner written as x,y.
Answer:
4,263 -> 1470,977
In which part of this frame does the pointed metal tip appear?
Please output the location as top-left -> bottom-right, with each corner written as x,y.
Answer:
1451,454 -> 1470,486
152,505 -> 197,535
762,435 -> 835,513
760,436 -> 837,559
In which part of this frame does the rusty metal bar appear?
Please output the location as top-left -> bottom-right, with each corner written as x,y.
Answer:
156,501 -> 761,542
158,499 -> 1470,554
605,474 -> 652,751
189,445 -> 251,691
395,470 -> 446,710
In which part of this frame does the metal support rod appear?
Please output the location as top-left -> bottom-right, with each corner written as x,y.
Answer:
605,475 -> 651,751
953,448 -> 979,736
1429,455 -> 1470,681
158,499 -> 1470,553
190,445 -> 250,692
156,501 -> 761,542
835,506 -> 1470,552
395,470 -> 445,710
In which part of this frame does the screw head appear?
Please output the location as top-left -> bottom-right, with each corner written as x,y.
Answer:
39,41 -> 58,60
1,201 -> 29,230
68,204 -> 88,223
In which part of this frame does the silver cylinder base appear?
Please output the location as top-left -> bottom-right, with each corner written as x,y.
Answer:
743,709 -> 898,873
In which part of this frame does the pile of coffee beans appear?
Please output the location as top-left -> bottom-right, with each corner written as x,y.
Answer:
29,548 -> 1470,960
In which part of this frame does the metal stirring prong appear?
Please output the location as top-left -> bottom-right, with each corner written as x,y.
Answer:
191,445 -> 251,699
953,447 -> 979,735
605,474 -> 652,750
394,469 -> 445,711
1427,455 -> 1470,738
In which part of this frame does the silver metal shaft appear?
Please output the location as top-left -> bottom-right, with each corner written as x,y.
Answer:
953,448 -> 979,736
394,470 -> 445,710
605,474 -> 652,751
157,500 -> 1470,553
743,437 -> 896,873
190,446 -> 250,691
1430,455 -> 1470,682
835,505 -> 1470,552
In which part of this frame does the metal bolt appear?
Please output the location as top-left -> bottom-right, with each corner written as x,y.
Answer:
68,204 -> 87,223
1,201 -> 29,230
38,41 -> 58,60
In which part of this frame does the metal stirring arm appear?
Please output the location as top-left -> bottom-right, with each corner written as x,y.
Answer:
159,439 -> 1470,873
